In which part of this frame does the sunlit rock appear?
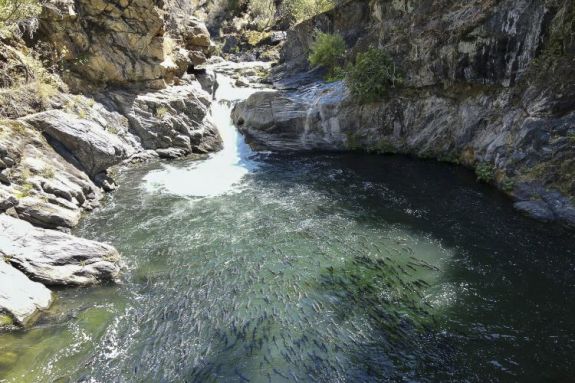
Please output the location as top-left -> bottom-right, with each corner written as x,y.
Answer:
0,214 -> 122,286
0,261 -> 53,327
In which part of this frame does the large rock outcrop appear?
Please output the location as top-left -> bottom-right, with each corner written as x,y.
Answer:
38,0 -> 167,89
22,110 -> 135,178
0,120 -> 102,230
0,214 -> 122,286
36,0 -> 216,90
168,14 -> 213,67
233,0 -> 575,228
102,82 -> 222,156
0,0 -> 222,331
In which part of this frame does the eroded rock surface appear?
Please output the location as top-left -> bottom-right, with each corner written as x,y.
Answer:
0,214 -> 122,286
0,120 -> 101,230
22,110 -> 134,178
38,0 -> 167,89
104,83 -> 222,155
0,261 -> 53,327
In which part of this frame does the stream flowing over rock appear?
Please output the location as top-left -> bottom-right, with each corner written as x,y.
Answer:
232,0 -> 575,228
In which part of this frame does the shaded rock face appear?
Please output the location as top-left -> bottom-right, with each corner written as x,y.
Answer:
0,261 -> 53,327
0,214 -> 122,286
234,0 -> 575,228
38,0 -> 167,89
276,0 -> 574,89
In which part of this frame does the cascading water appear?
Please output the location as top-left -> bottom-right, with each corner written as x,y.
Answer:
0,64 -> 574,383
142,71 -> 263,198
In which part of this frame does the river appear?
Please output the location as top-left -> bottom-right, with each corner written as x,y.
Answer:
1,66 -> 574,382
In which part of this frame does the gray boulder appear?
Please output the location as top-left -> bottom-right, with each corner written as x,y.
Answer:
22,110 -> 132,178
0,261 -> 53,327
14,197 -> 81,229
0,214 -> 122,286
106,83 -> 222,156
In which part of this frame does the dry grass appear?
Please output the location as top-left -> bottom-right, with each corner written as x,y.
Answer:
0,40 -> 64,118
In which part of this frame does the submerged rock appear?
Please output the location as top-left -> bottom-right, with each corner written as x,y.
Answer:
0,215 -> 122,286
0,261 -> 53,327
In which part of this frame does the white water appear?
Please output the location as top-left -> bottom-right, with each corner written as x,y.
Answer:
142,68 -> 265,198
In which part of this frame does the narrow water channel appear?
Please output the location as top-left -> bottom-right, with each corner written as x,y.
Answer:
1,68 -> 574,383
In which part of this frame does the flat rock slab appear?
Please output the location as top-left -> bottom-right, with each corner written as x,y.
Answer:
0,261 -> 53,326
0,214 -> 122,286
22,110 -> 131,177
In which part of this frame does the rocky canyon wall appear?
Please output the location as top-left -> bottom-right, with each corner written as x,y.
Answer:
0,0 -> 220,327
233,0 -> 575,228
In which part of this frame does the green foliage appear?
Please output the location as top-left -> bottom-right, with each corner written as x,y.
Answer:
475,162 -> 495,183
346,48 -> 402,103
325,65 -> 345,82
501,179 -> 515,192
155,106 -> 169,118
370,138 -> 396,154
15,182 -> 33,199
438,152 -> 460,164
308,31 -> 346,79
0,314 -> 13,327
40,165 -> 55,179
243,30 -> 271,46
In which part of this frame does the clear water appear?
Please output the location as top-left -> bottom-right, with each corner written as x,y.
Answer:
1,73 -> 574,383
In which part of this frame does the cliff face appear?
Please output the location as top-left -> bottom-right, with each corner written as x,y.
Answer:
38,0 -> 167,89
0,0 -> 221,327
233,0 -> 575,228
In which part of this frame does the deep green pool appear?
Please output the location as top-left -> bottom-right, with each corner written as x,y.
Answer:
1,75 -> 574,382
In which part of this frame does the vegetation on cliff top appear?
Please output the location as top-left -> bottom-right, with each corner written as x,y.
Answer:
308,32 -> 403,102
207,0 -> 338,31
308,31 -> 346,80
346,48 -> 403,102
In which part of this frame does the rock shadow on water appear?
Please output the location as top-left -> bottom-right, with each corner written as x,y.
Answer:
243,150 -> 575,381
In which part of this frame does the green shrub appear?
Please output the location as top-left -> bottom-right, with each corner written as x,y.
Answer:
155,106 -> 169,118
40,165 -> 55,179
308,31 -> 346,79
346,48 -> 402,103
501,178 -> 514,192
475,162 -> 495,183
15,182 -> 33,198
